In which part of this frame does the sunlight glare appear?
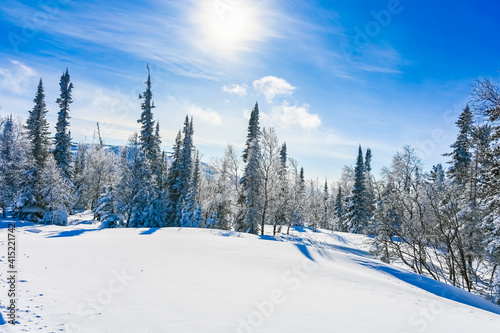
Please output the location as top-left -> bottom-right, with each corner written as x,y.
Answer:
192,1 -> 266,56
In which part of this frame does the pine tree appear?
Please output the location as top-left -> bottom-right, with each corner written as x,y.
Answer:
115,134 -> 151,227
181,151 -> 201,228
348,145 -> 369,233
321,179 -> 330,230
165,131 -> 182,227
53,68 -> 73,179
446,105 -> 473,186
137,64 -> 157,164
243,136 -> 262,234
364,147 -> 376,218
174,116 -> 195,227
95,185 -> 124,228
26,78 -> 51,169
365,148 -> 372,172
15,79 -> 51,221
241,103 -> 262,234
151,121 -> 164,187
242,102 -> 260,163
334,186 -> 346,232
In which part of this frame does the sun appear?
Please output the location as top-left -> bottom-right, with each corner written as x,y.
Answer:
191,1 -> 266,56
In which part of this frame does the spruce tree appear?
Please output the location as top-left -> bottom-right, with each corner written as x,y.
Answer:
137,64 -> 157,164
26,78 -> 51,169
243,136 -> 262,234
348,145 -> 369,233
364,147 -> 376,217
53,68 -> 73,179
16,79 -> 51,220
151,121 -> 164,187
165,131 -> 182,227
446,105 -> 473,186
181,151 -> 201,228
321,179 -> 330,230
241,103 -> 262,234
334,186 -> 346,232
242,102 -> 260,163
174,116 -> 194,227
365,148 -> 372,172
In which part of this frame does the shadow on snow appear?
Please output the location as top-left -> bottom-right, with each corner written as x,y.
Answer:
355,259 -> 500,316
47,228 -> 99,238
140,228 -> 160,235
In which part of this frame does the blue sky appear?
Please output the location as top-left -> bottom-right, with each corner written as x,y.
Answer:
0,0 -> 499,180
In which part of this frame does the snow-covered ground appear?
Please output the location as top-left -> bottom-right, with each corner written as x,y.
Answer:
1,212 -> 500,332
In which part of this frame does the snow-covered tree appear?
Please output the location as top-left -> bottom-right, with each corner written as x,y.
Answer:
288,164 -> 306,233
115,134 -> 152,227
445,105 -> 473,186
240,103 -> 263,234
53,68 -> 73,179
320,179 -> 330,230
347,145 -> 369,233
181,151 -> 202,228
15,79 -> 52,220
137,65 -> 158,165
242,136 -> 262,234
40,156 -> 74,225
471,79 -> 500,303
242,102 -> 260,163
166,131 -> 182,227
365,148 -> 372,172
26,78 -> 51,169
206,144 -> 240,230
75,143 -> 118,210
0,115 -> 30,217
94,185 -> 124,228
174,116 -> 195,227
274,142 -> 290,235
259,127 -> 280,235
334,186 -> 347,232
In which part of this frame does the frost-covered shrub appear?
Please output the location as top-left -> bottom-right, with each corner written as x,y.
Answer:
42,208 -> 69,226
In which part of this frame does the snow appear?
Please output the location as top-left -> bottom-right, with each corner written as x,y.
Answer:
1,212 -> 500,332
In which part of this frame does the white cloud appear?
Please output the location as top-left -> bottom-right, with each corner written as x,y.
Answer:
0,60 -> 38,94
253,76 -> 296,103
263,102 -> 321,129
187,104 -> 222,126
222,84 -> 248,96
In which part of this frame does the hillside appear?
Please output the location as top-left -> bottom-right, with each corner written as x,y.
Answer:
1,212 -> 500,333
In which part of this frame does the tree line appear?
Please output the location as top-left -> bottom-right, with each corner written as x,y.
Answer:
0,67 -> 499,305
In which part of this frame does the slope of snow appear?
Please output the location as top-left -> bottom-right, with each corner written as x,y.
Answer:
1,213 -> 500,332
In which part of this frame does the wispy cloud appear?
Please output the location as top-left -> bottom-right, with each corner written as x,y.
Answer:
0,59 -> 38,94
0,0 -> 291,80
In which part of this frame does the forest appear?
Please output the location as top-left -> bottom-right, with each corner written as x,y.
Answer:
0,67 -> 499,306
